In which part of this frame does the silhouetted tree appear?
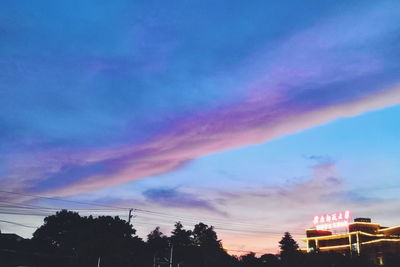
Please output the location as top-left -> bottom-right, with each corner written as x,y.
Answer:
147,226 -> 169,251
279,232 -> 301,267
79,215 -> 141,266
260,254 -> 279,267
147,226 -> 170,265
171,221 -> 192,247
33,210 -> 84,255
10,209 -> 394,267
240,252 -> 261,267
170,221 -> 193,265
192,223 -> 221,249
191,222 -> 232,267
32,210 -> 86,266
32,209 -> 146,267
279,232 -> 299,255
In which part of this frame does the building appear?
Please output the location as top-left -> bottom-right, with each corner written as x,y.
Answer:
0,232 -> 34,266
303,217 -> 400,265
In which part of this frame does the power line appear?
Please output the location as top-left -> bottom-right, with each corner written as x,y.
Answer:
132,212 -> 305,232
0,200 -> 126,212
130,216 -> 304,236
0,209 -> 305,236
134,214 -> 301,232
0,213 -> 302,240
0,190 -> 128,210
0,210 -> 52,217
0,219 -> 38,229
0,219 -> 281,256
132,209 -> 300,231
0,190 -> 306,235
0,190 -> 280,228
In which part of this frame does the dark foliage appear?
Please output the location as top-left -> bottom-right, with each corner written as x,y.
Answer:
1,211 -> 398,267
30,210 -> 148,267
278,232 -> 301,267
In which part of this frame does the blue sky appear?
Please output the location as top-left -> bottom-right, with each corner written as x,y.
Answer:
1,0 -> 400,254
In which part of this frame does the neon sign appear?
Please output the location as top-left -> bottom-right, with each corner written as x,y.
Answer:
313,210 -> 351,231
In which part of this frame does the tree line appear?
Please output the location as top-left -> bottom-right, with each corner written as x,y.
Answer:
0,210 -> 398,267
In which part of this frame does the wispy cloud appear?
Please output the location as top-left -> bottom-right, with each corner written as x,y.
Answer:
207,160 -> 400,253
1,2 -> 400,197
142,187 -> 221,213
39,85 -> 400,197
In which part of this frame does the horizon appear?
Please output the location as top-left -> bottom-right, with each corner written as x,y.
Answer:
1,204 -> 397,256
1,0 -> 400,255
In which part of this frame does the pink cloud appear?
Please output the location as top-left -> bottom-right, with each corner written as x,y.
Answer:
197,161 -> 400,254
2,160 -> 399,254
44,85 -> 400,196
2,6 -> 400,197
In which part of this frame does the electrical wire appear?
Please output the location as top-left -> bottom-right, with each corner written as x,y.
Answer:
0,219 -> 38,229
0,190 -> 128,209
0,190 -> 294,230
0,190 -> 306,236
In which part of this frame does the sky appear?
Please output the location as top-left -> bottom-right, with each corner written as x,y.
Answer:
1,0 -> 400,254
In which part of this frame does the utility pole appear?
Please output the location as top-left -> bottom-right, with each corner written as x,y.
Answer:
169,243 -> 173,267
128,209 -> 133,224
